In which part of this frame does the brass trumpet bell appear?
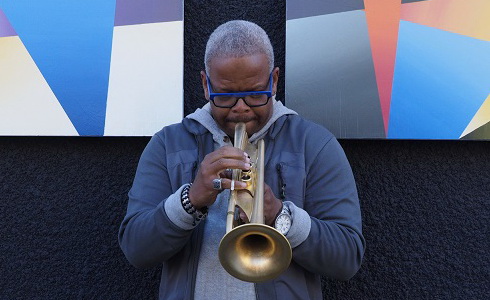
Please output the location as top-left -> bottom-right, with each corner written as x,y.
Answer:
218,122 -> 292,283
219,223 -> 292,282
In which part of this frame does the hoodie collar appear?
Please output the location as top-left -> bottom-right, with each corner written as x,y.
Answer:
186,97 -> 297,145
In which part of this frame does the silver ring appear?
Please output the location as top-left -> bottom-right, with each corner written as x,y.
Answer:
212,178 -> 223,190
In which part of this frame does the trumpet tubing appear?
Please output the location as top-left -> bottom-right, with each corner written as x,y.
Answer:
219,122 -> 292,283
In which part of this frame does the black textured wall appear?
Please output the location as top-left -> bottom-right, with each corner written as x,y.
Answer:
1,1 -> 489,299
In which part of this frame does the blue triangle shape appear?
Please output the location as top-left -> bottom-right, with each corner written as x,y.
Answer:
0,1 -> 117,136
388,21 -> 490,139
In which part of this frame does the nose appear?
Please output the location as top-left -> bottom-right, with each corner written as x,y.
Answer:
231,98 -> 250,112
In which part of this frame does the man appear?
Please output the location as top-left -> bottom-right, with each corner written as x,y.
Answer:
119,20 -> 365,299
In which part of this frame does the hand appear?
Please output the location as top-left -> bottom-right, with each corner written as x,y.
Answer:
238,183 -> 283,226
189,146 -> 250,209
263,183 -> 283,226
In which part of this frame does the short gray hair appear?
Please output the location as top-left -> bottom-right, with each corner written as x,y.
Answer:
204,20 -> 274,74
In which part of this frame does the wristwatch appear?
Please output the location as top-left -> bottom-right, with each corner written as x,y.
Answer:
274,203 -> 292,235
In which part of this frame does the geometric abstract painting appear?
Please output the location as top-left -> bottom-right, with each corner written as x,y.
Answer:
0,0 -> 183,136
286,0 -> 490,139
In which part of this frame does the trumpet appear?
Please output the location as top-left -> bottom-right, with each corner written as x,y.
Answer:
218,122 -> 292,283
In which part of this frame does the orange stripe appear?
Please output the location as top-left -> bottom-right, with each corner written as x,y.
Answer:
364,0 -> 401,134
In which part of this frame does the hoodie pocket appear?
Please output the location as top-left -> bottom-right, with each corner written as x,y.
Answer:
271,152 -> 306,208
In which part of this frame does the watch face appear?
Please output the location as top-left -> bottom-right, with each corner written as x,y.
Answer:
275,214 -> 291,235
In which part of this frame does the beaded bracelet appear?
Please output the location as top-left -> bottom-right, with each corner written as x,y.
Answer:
181,183 -> 208,225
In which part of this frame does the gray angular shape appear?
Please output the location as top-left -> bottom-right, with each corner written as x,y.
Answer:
286,11 -> 385,138
287,0 -> 364,20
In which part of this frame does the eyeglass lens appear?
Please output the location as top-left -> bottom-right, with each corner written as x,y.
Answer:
213,94 -> 269,108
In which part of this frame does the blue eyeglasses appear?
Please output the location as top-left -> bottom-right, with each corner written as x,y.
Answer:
206,73 -> 273,108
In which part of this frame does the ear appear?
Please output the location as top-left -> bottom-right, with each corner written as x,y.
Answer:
271,67 -> 279,96
200,70 -> 209,100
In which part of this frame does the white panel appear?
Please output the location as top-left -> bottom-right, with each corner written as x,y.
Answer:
460,94 -> 490,137
0,36 -> 78,136
105,21 -> 184,136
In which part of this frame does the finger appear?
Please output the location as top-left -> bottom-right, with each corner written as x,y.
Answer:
218,178 -> 248,190
218,168 -> 233,179
209,146 -> 250,163
239,210 -> 250,223
210,158 -> 251,175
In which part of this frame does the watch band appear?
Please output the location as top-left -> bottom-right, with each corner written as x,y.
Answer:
274,202 -> 292,235
277,203 -> 291,217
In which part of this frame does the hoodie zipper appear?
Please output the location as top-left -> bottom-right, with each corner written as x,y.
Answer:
276,163 -> 286,199
191,161 -> 198,182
